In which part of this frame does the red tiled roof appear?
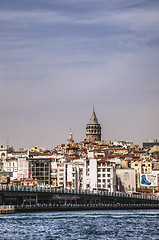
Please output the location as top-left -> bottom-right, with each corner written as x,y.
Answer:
68,146 -> 79,149
97,160 -> 110,163
95,157 -> 109,160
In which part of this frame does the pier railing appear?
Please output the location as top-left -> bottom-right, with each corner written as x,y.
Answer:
1,203 -> 159,213
0,185 -> 159,202
0,205 -> 15,214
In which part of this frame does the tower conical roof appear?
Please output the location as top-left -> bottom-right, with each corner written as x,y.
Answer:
89,107 -> 99,124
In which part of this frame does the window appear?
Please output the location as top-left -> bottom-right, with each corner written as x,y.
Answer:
107,174 -> 110,177
102,169 -> 105,172
102,179 -> 105,183
98,179 -> 101,183
98,174 -> 101,178
103,174 -> 105,177
107,168 -> 110,172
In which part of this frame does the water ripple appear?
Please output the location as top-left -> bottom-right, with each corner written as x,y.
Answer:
0,210 -> 159,240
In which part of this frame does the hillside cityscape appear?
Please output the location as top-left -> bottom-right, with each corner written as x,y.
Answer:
0,107 -> 159,196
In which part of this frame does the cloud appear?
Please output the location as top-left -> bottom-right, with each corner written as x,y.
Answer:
0,0 -> 159,148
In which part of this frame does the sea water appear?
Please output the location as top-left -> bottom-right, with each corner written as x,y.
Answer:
0,209 -> 159,239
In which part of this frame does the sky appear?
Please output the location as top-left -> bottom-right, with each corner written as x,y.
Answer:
0,0 -> 159,149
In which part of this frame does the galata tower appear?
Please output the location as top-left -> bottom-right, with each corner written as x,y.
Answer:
86,106 -> 101,142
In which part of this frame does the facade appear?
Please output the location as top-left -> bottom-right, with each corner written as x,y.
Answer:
83,152 -> 116,192
86,106 -> 101,142
143,139 -> 159,149
2,149 -> 29,180
29,158 -> 51,185
130,158 -> 153,189
116,169 -> 136,193
57,162 -> 64,187
57,160 -> 84,190
17,157 -> 29,179
72,162 -> 83,190
3,159 -> 18,179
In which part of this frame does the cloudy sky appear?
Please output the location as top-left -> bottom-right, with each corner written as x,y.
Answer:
0,0 -> 159,149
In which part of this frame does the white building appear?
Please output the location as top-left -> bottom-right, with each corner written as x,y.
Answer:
2,148 -> 29,180
17,157 -> 29,179
3,158 -> 18,179
57,159 -> 84,190
83,151 -> 116,192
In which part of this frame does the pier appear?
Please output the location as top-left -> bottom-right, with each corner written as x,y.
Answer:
0,205 -> 15,214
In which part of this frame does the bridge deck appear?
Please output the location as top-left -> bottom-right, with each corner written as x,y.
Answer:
0,185 -> 159,203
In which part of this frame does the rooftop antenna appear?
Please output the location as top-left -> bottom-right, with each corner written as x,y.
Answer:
7,137 -> 9,148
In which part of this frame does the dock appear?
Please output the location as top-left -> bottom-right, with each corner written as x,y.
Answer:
0,205 -> 15,214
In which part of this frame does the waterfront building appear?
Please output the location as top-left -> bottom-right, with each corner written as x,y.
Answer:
2,148 -> 29,180
57,162 -> 65,187
83,151 -> 116,192
56,159 -> 84,190
3,158 -> 18,179
72,161 -> 84,190
116,168 -> 136,192
129,158 -> 153,190
17,157 -> 29,179
29,156 -> 51,186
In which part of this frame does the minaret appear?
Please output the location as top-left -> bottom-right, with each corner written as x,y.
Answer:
66,129 -> 74,148
86,106 -> 101,142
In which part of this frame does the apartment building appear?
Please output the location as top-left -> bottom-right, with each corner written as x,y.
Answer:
83,152 -> 116,192
57,159 -> 84,190
3,158 -> 18,179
